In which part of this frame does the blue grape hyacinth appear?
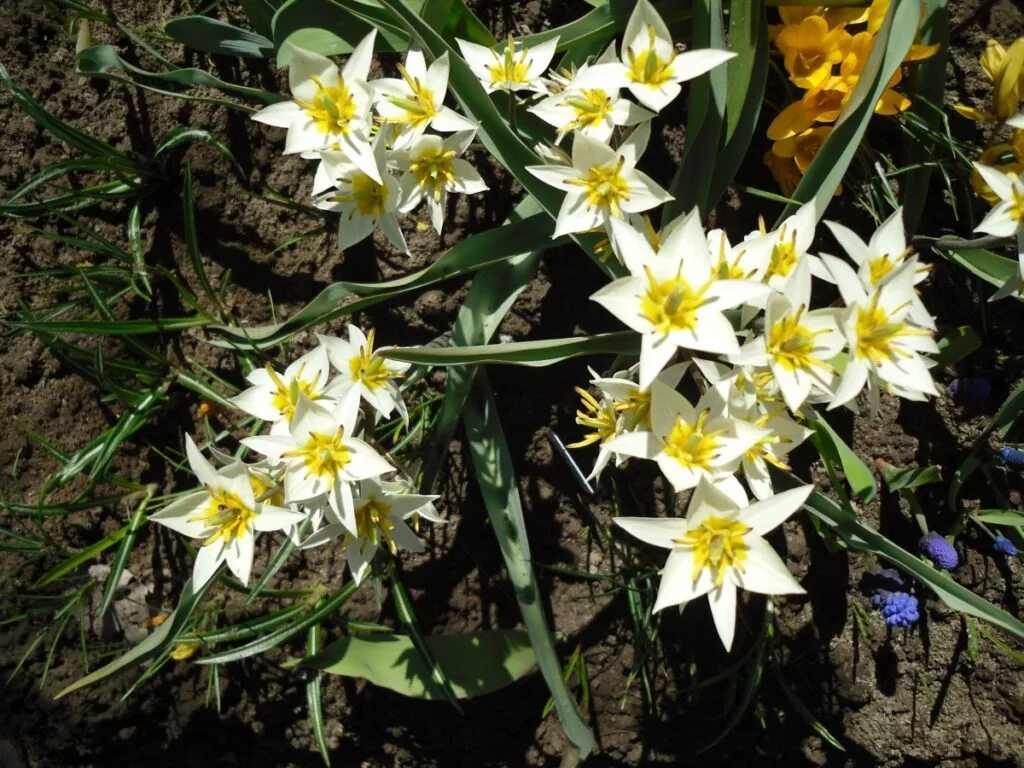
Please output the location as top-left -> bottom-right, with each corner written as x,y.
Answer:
880,591 -> 919,627
920,531 -> 959,570
994,535 -> 1018,557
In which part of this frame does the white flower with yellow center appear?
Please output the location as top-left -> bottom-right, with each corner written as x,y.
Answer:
374,50 -> 476,148
825,208 -> 933,328
730,258 -> 843,413
617,0 -> 736,112
591,212 -> 770,388
149,435 -> 303,588
615,479 -> 812,651
395,130 -> 487,233
737,404 -> 812,500
527,124 -> 670,239
231,345 -> 333,435
318,326 -> 410,424
252,36 -> 380,182
973,164 -> 1024,300
299,479 -> 440,584
457,35 -> 558,95
528,59 -> 652,143
741,201 -> 826,294
313,134 -> 407,253
822,256 -> 939,412
607,380 -> 768,492
242,395 -> 394,532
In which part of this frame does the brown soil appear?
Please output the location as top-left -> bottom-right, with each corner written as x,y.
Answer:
2,1 -> 1024,767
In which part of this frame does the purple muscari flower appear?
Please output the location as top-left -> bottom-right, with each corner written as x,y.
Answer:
994,535 -> 1018,557
860,568 -> 904,598
999,447 -> 1024,467
920,532 -> 959,570
945,377 -> 992,405
880,591 -> 919,627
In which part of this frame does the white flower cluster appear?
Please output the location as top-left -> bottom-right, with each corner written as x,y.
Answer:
151,327 -> 440,589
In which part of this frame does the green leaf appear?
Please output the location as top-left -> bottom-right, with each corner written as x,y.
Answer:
935,325 -> 982,367
464,377 -> 595,757
810,415 -> 878,503
32,523 -> 131,588
383,331 -> 637,367
946,248 -> 1022,295
55,575 -> 216,699
775,0 -> 922,224
4,316 -> 208,335
800,485 -> 1024,641
305,624 -> 330,766
209,211 -> 558,349
975,510 -> 1024,526
517,0 -> 690,52
439,0 -> 494,46
96,493 -> 152,619
879,463 -> 942,491
240,0 -> 279,38
165,16 -> 275,58
302,630 -> 536,699
272,0 -> 415,64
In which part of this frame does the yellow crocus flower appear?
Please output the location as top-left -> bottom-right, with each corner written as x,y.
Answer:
767,76 -> 852,140
970,144 -> 1024,203
955,37 -> 1024,122
775,15 -> 852,88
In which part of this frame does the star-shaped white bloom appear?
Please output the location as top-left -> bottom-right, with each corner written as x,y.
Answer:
607,380 -> 768,492
457,35 -> 558,94
298,478 -> 440,584
230,344 -> 334,435
741,201 -> 827,294
149,435 -> 303,588
591,212 -> 770,388
617,0 -> 736,112
252,36 -> 380,182
973,164 -> 1024,301
395,130 -> 487,233
318,326 -> 410,424
374,50 -> 477,149
241,394 -> 394,532
616,480 -> 812,651
730,257 -> 844,413
313,134 -> 407,253
821,256 -> 939,412
527,124 -> 670,238
825,207 -> 933,328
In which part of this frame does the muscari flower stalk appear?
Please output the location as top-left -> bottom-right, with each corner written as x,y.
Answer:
999,446 -> 1024,467
920,531 -> 959,570
994,535 -> 1018,557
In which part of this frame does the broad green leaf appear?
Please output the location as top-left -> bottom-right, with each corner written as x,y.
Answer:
946,248 -> 1022,296
517,0 -> 690,52
165,17 -> 274,58
775,0 -> 922,224
383,331 -> 637,367
55,575 -> 215,699
810,415 -> 877,503
302,630 -> 536,699
901,0 -> 949,235
800,485 -> 1024,642
439,0 -> 494,46
273,0 -> 416,64
240,0 -> 279,38
879,464 -> 942,491
975,510 -> 1024,526
209,211 -> 558,349
935,325 -> 982,367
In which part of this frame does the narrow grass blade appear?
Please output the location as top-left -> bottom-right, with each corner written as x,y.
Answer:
305,623 -> 331,766
96,489 -> 153,618
383,331 -> 638,367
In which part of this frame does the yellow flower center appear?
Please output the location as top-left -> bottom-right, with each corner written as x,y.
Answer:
626,27 -> 676,87
766,229 -> 799,280
767,306 -> 827,372
1011,185 -> 1024,222
410,146 -> 457,202
348,329 -> 399,391
299,76 -> 357,136
662,410 -> 723,472
853,298 -> 922,365
190,487 -> 257,546
333,173 -> 389,218
680,516 -> 749,588
567,387 -> 619,449
867,254 -> 896,285
639,265 -> 710,335
384,64 -> 438,130
285,430 -> 352,481
249,471 -> 285,507
566,159 -> 630,217
487,37 -> 532,87
744,412 -> 790,469
564,88 -> 615,131
268,364 -> 322,421
352,496 -> 399,555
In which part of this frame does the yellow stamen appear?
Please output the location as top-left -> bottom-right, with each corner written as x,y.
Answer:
189,487 -> 257,546
565,158 -> 630,216
284,430 -> 352,481
384,64 -> 438,130
638,264 -> 711,335
332,173 -> 388,218
767,306 -> 831,373
487,35 -> 532,88
678,516 -> 749,588
268,364 -> 322,421
663,410 -> 723,472
410,146 -> 457,202
352,496 -> 399,555
296,75 -> 357,136
564,88 -> 615,132
348,329 -> 400,391
567,387 -> 619,449
625,25 -> 676,87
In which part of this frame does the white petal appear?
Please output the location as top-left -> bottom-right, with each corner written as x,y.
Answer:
252,100 -> 301,128
742,485 -> 813,536
708,580 -> 738,651
185,434 -> 219,488
653,549 -> 714,612
736,536 -> 805,595
193,542 -> 225,589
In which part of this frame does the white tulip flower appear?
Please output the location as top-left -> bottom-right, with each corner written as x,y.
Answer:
374,50 -> 476,148
313,135 -> 407,253
395,130 -> 488,233
231,344 -> 334,435
736,405 -> 812,500
149,436 -> 303,588
607,380 -> 768,492
242,394 -> 394,533
822,257 -> 939,412
591,212 -> 769,388
252,36 -> 380,182
741,201 -> 827,293
318,326 -> 410,424
618,0 -> 736,112
973,164 -> 1024,300
299,479 -> 440,584
457,35 -> 558,95
526,123 -> 670,238
615,480 -> 812,651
